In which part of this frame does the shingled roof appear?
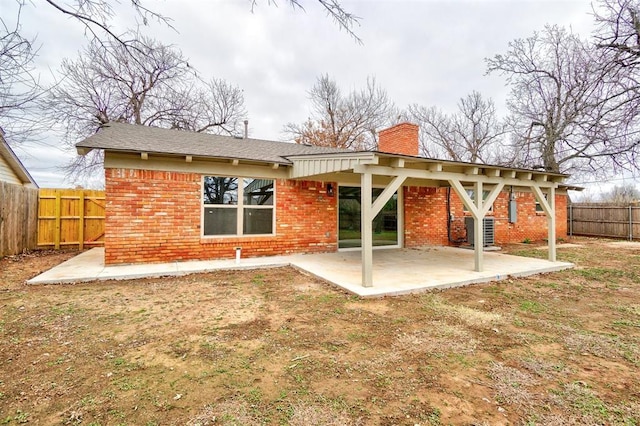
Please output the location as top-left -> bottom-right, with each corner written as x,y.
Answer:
76,122 -> 351,165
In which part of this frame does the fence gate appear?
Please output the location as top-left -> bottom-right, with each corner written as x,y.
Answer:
38,188 -> 105,249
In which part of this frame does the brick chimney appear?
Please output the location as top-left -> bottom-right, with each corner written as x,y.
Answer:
378,122 -> 419,156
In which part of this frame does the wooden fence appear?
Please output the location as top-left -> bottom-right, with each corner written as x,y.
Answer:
38,188 -> 105,249
0,181 -> 39,257
568,203 -> 640,240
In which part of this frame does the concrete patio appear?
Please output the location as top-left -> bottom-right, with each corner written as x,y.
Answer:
27,246 -> 574,297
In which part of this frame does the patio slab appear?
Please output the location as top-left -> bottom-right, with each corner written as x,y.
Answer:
27,246 -> 573,297
289,246 -> 573,297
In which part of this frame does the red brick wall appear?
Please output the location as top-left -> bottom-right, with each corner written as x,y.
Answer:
484,191 -> 568,244
378,122 -> 419,156
403,187 -> 568,247
404,186 -> 450,246
104,168 -> 568,264
105,168 -> 337,265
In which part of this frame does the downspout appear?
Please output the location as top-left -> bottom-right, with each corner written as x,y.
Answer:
447,187 -> 467,244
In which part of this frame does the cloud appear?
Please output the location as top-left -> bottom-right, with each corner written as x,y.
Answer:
7,0 -> 594,187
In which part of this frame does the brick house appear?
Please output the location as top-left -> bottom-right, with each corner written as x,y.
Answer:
77,122 -> 573,287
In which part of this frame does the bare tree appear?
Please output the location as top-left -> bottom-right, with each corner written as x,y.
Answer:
2,0 -> 356,136
487,24 -> 640,176
0,0 -> 175,145
593,0 -> 640,64
590,0 -> 640,169
40,0 -> 171,49
284,74 -> 395,150
41,0 -> 359,46
599,183 -> 640,203
0,3 -> 41,141
404,105 -> 452,159
407,91 -> 506,164
45,37 -> 247,180
251,0 -> 361,42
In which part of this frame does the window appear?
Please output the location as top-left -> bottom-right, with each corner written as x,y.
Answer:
463,189 -> 493,212
535,193 -> 547,212
203,176 -> 274,236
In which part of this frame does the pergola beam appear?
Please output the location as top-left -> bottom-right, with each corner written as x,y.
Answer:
390,158 -> 405,168
449,178 -> 478,217
371,174 -> 407,217
353,164 -> 558,189
482,182 -> 505,217
448,179 -> 504,272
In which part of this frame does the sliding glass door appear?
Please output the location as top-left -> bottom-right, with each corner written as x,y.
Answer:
338,186 -> 399,249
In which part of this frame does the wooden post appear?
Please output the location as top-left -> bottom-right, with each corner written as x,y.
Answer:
54,192 -> 61,250
630,205 -> 633,241
78,192 -> 85,250
547,187 -> 556,262
473,181 -> 484,272
531,185 -> 556,262
361,171 -> 373,287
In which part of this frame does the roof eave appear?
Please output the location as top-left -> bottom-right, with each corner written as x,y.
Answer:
99,147 -> 293,166
0,135 -> 38,187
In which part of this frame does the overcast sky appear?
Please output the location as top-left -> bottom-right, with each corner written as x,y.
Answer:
8,0 -> 619,196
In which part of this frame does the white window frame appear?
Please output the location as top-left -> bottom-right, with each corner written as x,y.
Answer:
463,189 -> 494,213
201,176 -> 276,237
535,193 -> 547,213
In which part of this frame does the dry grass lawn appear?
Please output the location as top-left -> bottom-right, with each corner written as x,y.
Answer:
1,237 -> 639,425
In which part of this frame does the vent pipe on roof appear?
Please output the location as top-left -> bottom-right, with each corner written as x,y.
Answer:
244,120 -> 248,139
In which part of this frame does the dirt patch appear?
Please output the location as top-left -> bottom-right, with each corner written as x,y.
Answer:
606,241 -> 640,249
0,249 -> 77,290
1,237 -> 639,424
534,243 -> 584,250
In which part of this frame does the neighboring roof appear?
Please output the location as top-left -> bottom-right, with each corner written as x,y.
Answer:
76,122 -> 351,165
0,132 -> 38,187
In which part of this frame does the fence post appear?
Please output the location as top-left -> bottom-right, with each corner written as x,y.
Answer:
630,205 -> 634,241
78,192 -> 85,250
569,204 -> 573,237
54,192 -> 61,250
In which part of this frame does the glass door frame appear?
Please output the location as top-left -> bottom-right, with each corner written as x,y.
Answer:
337,183 -> 404,252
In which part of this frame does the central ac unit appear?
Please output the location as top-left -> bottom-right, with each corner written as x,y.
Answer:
465,217 -> 495,247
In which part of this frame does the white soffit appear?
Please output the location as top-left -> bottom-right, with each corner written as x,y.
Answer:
288,152 -> 379,178
289,152 -> 567,188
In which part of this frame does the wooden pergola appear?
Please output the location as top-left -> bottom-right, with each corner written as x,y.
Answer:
287,151 -> 567,288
